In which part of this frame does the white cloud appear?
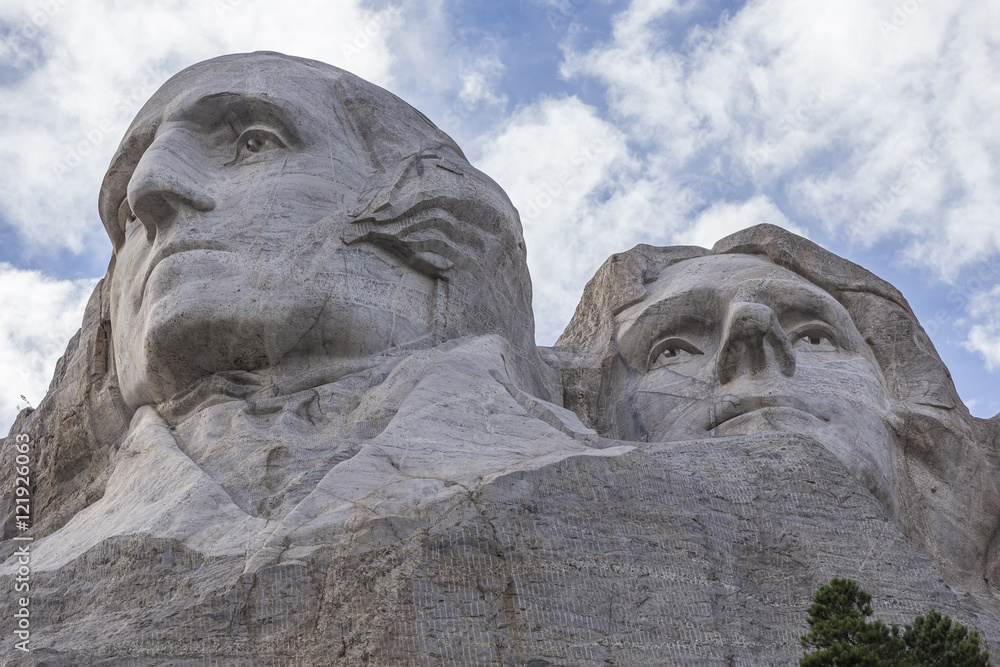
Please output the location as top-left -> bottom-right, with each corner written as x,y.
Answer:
963,285 -> 1000,371
458,54 -> 507,108
676,195 -> 807,249
0,264 -> 98,435
478,95 -> 695,344
559,0 -> 1000,279
0,0 -> 401,255
3,0 -> 998,394
965,326 -> 1000,372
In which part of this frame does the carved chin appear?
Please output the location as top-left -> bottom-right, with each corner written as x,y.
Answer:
128,301 -> 316,401
116,283 -> 438,410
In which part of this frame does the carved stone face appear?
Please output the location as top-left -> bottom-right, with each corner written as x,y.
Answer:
106,58 -> 437,410
611,253 -> 893,485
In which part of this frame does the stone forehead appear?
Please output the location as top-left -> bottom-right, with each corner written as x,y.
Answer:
97,51 -> 461,242
657,252 -> 803,286
614,252 -> 867,363
124,52 -> 351,127
636,253 -> 835,309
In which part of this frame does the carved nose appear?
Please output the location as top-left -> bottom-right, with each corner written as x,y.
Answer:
126,134 -> 215,241
716,301 -> 795,385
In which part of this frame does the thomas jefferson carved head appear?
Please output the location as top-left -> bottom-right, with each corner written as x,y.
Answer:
98,52 -> 535,411
556,223 -> 1000,588
559,225 -> 957,443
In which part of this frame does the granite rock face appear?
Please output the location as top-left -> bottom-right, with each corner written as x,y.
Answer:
2,52 -> 999,665
554,229 -> 1000,597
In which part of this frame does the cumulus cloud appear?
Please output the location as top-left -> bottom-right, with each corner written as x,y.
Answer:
560,0 -> 1000,275
0,0 -> 401,256
2,0 -> 998,393
676,195 -> 806,249
965,326 -> 1000,372
458,54 -> 507,108
478,95 -> 694,344
963,286 -> 1000,371
482,130 -> 811,346
494,0 -> 1000,363
0,264 -> 97,435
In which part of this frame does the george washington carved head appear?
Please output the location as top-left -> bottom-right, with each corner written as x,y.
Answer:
98,52 -> 536,411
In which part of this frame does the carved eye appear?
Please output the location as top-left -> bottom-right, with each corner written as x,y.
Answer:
648,337 -> 704,370
234,128 -> 285,163
790,323 -> 839,352
245,136 -> 265,153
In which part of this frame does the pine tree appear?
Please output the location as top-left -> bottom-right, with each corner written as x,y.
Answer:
901,609 -> 990,667
800,578 -> 992,666
799,577 -> 904,666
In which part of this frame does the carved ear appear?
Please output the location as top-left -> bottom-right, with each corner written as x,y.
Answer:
332,71 -> 536,352
340,135 -> 518,283
349,151 -> 465,222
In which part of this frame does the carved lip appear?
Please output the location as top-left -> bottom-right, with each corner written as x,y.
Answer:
140,242 -> 232,303
711,394 -> 827,429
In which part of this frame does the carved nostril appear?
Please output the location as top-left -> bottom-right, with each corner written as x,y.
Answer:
717,302 -> 795,384
125,143 -> 216,242
132,193 -> 176,243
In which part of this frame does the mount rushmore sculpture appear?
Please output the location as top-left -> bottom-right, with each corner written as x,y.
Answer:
1,52 -> 998,665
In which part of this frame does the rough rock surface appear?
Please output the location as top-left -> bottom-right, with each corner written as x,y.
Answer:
4,432 -> 998,665
2,52 -> 999,665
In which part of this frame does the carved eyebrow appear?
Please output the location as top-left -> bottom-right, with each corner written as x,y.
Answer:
100,92 -> 308,249
616,289 -> 720,369
761,281 -> 850,326
172,92 -> 304,146
631,290 -> 720,332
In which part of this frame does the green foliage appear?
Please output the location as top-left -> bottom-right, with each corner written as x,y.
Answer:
800,577 -> 905,666
901,609 -> 990,667
800,578 -> 992,667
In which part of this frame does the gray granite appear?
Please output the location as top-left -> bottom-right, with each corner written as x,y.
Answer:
1,52 -> 998,665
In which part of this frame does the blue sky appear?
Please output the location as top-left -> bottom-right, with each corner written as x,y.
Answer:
1,0 -> 998,433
